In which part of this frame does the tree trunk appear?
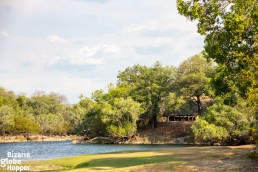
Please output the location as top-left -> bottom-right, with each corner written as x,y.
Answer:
152,97 -> 159,129
152,115 -> 157,129
196,95 -> 201,115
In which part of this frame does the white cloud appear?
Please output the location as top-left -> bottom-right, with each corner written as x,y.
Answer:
46,56 -> 62,67
47,34 -> 66,42
121,24 -> 145,33
0,28 -> 9,37
69,44 -> 120,65
47,44 -> 120,66
121,20 -> 159,33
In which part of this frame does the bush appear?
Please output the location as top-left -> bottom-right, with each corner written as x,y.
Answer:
84,97 -> 143,139
14,115 -> 41,134
192,117 -> 229,143
107,122 -> 136,138
36,114 -> 66,135
192,99 -> 254,144
0,105 -> 15,134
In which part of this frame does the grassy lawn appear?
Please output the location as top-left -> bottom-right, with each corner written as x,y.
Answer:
9,145 -> 258,172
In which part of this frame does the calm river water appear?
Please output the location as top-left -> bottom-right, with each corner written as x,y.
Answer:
0,141 -> 180,160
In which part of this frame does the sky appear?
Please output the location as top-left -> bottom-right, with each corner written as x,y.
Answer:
0,0 -> 204,104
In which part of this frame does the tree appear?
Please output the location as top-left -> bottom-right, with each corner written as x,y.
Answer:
83,85 -> 144,139
192,97 -> 255,144
164,93 -> 198,116
71,97 -> 96,134
36,114 -> 66,135
104,97 -> 143,138
174,54 -> 215,114
0,105 -> 15,134
14,115 -> 41,134
177,0 -> 258,107
29,92 -> 65,115
117,62 -> 176,128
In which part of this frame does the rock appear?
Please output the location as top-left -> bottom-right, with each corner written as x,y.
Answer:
214,143 -> 221,146
176,137 -> 185,144
85,137 -> 115,144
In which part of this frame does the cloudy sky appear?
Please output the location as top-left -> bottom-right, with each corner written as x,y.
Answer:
0,0 -> 204,103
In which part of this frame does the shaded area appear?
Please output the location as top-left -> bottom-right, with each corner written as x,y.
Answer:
75,155 -> 177,169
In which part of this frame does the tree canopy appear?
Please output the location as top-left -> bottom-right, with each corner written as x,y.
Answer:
117,62 -> 176,128
177,0 -> 258,107
174,54 -> 215,114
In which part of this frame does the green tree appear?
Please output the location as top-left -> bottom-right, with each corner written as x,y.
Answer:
71,97 -> 96,134
29,92 -> 65,115
84,85 -> 143,139
117,62 -> 176,128
192,98 -> 255,144
0,105 -> 15,134
14,115 -> 41,134
105,97 -> 143,138
83,103 -> 106,137
177,0 -> 258,106
174,54 -> 215,114
165,92 -> 198,116
36,114 -> 66,135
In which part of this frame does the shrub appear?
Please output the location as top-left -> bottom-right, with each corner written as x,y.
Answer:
14,115 -> 41,134
192,99 -> 254,144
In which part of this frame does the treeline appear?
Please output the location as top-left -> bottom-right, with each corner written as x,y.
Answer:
83,55 -> 214,140
0,90 -> 87,135
0,54 -> 257,144
81,54 -> 257,144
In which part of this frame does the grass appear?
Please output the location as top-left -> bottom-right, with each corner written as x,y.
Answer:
4,145 -> 257,172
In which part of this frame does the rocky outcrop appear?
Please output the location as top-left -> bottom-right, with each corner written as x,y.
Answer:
73,137 -> 115,144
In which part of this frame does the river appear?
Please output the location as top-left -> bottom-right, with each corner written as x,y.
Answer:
0,141 -> 181,160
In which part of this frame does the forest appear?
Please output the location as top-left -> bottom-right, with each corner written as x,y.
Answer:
0,54 -> 257,145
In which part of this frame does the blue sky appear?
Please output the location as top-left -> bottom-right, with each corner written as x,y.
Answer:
0,0 -> 204,103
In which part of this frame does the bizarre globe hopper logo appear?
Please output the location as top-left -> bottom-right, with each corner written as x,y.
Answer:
0,151 -> 31,171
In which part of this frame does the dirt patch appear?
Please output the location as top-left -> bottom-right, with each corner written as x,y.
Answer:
119,145 -> 258,172
126,121 -> 194,144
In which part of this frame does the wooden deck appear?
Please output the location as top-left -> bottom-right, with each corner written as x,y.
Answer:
169,115 -> 196,121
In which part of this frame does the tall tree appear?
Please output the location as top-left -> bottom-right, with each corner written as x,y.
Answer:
83,88 -> 143,139
117,62 -> 176,128
177,0 -> 258,108
174,54 -> 215,114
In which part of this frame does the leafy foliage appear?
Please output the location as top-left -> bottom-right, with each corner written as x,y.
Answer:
192,98 -> 255,144
117,62 -> 176,128
14,115 -> 41,134
164,93 -> 197,116
0,105 -> 15,134
177,0 -> 258,107
177,0 -> 258,144
83,87 -> 144,139
174,54 -> 215,114
192,117 -> 229,142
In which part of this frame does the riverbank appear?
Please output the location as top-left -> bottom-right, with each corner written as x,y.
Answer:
24,144 -> 257,172
74,121 -> 195,144
0,135 -> 82,143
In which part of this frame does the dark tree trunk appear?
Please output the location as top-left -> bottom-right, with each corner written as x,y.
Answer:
152,115 -> 157,129
196,95 -> 201,115
152,97 -> 159,129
